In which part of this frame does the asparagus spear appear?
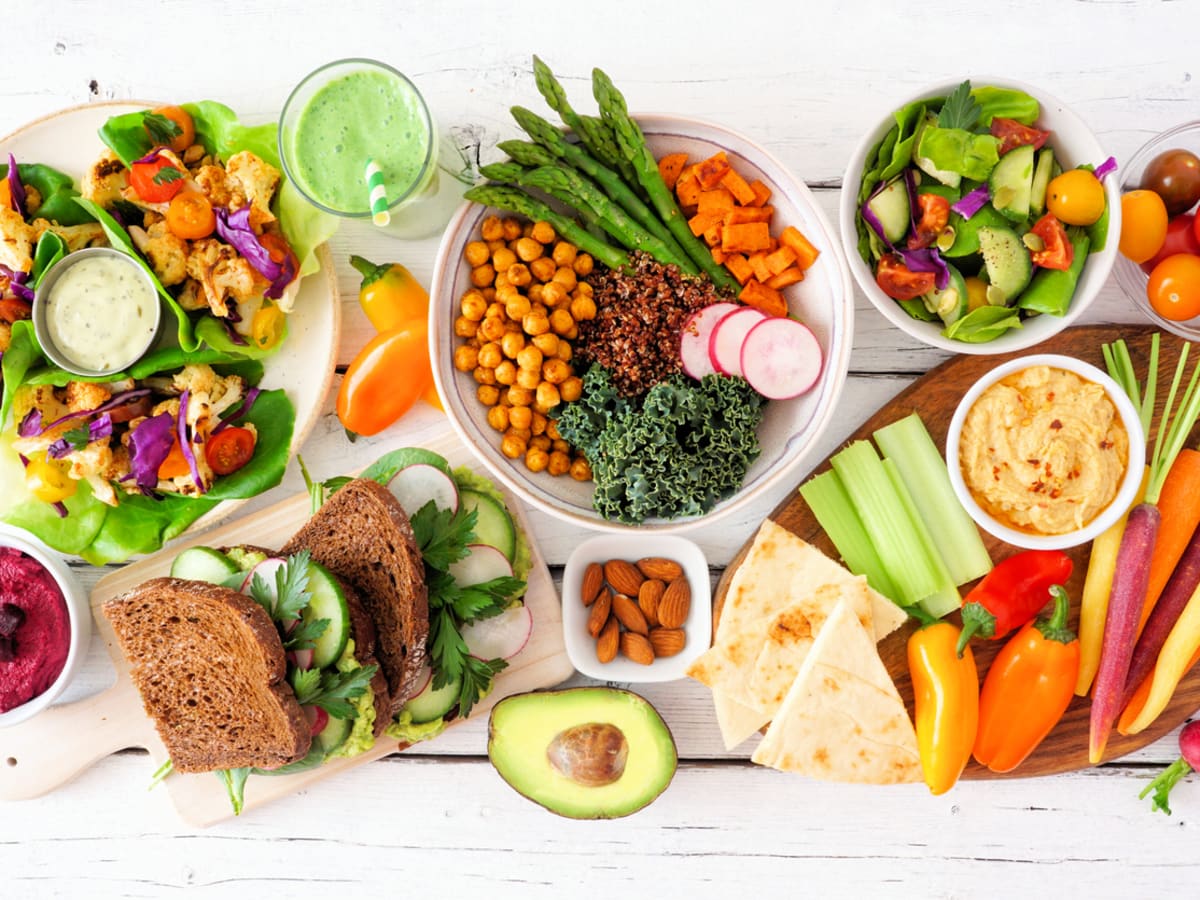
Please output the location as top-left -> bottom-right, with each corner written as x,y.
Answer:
463,185 -> 629,271
494,140 -> 559,170
479,161 -> 607,234
507,111 -> 691,264
592,68 -> 740,293
478,161 -> 529,184
518,165 -> 698,272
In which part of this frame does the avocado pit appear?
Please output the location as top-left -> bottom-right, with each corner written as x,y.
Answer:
547,722 -> 629,787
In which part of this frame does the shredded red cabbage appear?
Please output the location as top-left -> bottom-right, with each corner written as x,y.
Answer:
34,388 -> 151,436
221,316 -> 249,346
902,168 -> 919,234
6,154 -> 26,218
127,412 -> 174,491
1094,156 -> 1118,182
17,409 -> 42,437
0,264 -> 33,302
266,250 -> 297,301
213,387 -> 261,434
951,185 -> 990,219
177,389 -> 206,492
216,206 -> 278,280
46,414 -> 113,460
860,182 -> 891,244
895,247 -> 951,291
52,501 -> 68,518
132,149 -> 163,166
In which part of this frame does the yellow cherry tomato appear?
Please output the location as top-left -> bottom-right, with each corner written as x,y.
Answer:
964,276 -> 990,311
1045,169 -> 1106,226
349,255 -> 429,333
1118,189 -> 1170,264
25,455 -> 75,504
250,303 -> 286,351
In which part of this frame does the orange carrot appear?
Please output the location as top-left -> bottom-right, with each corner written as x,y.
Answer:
1119,636 -> 1200,734
1138,448 -> 1200,636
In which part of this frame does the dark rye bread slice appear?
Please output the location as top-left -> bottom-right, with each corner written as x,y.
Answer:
282,478 -> 429,712
102,578 -> 310,773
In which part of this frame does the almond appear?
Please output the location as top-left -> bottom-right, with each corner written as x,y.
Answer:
658,576 -> 692,629
596,616 -> 619,663
620,631 -> 655,665
638,579 -> 664,628
581,561 -> 604,607
649,627 -> 686,658
612,593 -> 649,636
604,559 -> 644,596
637,557 -> 683,582
586,587 -> 612,638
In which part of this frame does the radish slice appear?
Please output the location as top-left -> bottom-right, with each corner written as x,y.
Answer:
411,664 -> 433,698
448,544 -> 514,587
461,604 -> 533,660
241,557 -> 287,598
740,318 -> 823,399
388,463 -> 459,516
709,307 -> 768,376
305,705 -> 329,736
290,647 -> 315,671
679,302 -> 740,379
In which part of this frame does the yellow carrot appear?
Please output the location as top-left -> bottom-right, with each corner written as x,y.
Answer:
1123,579 -> 1200,734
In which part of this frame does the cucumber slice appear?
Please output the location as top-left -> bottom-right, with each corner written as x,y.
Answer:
1029,147 -> 1056,217
977,226 -> 1033,302
989,144 -> 1035,224
403,669 -> 462,723
303,561 -> 350,670
170,547 -> 239,584
922,264 -> 969,326
460,489 -> 517,562
314,714 -> 352,754
865,177 -> 911,244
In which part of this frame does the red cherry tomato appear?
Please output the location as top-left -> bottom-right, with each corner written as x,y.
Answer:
128,155 -> 185,204
908,193 -> 951,249
1141,149 -> 1200,217
990,118 -> 1050,156
1194,211 -> 1200,247
875,254 -> 936,301
1141,214 -> 1200,274
1148,254 -> 1200,321
205,426 -> 257,476
1029,213 -> 1074,271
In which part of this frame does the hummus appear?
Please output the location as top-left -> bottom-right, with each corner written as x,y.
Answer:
959,365 -> 1129,535
0,548 -> 70,713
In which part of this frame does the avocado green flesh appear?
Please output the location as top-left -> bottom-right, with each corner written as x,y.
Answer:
487,688 -> 677,819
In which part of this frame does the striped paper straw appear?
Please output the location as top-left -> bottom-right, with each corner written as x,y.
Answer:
365,158 -> 390,226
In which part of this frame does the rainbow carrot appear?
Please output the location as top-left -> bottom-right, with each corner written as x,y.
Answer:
1137,448 -> 1200,636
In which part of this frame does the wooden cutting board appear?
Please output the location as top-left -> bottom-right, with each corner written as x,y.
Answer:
714,324 -> 1198,778
0,432 -> 575,825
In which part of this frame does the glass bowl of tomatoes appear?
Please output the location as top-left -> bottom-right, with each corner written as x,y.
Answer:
1113,122 -> 1200,339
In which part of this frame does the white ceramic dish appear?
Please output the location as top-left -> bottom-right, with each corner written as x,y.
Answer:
561,534 -> 710,683
432,114 -> 855,533
0,525 -> 91,727
945,354 -> 1145,550
839,77 -> 1121,355
0,101 -> 339,538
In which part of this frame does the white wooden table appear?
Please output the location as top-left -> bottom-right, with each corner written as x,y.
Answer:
5,3 -> 1200,896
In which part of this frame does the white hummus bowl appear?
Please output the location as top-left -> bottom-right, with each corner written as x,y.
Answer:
945,354 -> 1145,551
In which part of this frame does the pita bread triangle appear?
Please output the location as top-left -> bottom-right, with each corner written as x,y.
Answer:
751,599 -> 920,784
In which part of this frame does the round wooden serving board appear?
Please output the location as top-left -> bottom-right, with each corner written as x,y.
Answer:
714,324 -> 1200,779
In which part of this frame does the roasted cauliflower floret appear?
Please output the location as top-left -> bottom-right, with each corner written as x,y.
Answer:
80,150 -> 128,207
32,220 -> 107,253
186,239 -> 262,317
225,151 -> 280,228
65,380 -> 112,414
129,220 -> 188,286
194,165 -> 243,211
0,322 -> 12,353
0,206 -> 35,273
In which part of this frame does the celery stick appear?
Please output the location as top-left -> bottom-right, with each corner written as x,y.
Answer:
874,412 -> 993,586
829,440 -> 943,610
883,458 -> 961,618
799,470 -> 900,602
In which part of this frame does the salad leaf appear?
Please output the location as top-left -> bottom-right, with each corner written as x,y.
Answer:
971,85 -> 1040,126
215,767 -> 251,817
30,231 -> 66,288
937,81 -> 982,131
916,126 -> 1000,182
0,162 -> 96,227
0,321 -> 42,430
941,304 -> 1023,343
197,388 -> 294,501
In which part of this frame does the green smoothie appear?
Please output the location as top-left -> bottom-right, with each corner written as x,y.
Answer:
285,67 -> 434,215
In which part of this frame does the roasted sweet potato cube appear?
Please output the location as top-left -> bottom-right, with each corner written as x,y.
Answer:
721,222 -> 772,254
697,188 -> 736,214
748,251 -> 773,283
724,205 -> 774,225
688,210 -> 726,238
695,152 -> 731,189
748,180 -> 772,207
675,171 -> 703,210
720,168 -> 758,206
766,266 -> 805,290
703,222 -> 724,246
658,152 -> 689,191
764,245 -> 798,276
739,279 -> 788,318
711,246 -> 728,265
724,253 -> 754,285
779,225 -> 821,270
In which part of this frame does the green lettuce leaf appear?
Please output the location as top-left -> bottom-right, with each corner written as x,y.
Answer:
942,304 -> 1023,343
972,86 -> 1040,127
0,162 -> 96,226
0,320 -> 43,430
916,126 -> 1000,182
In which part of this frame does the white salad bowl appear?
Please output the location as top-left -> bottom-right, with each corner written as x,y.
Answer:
431,113 -> 855,533
839,77 -> 1121,355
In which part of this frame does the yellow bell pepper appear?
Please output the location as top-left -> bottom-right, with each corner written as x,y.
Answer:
908,621 -> 979,795
349,255 -> 429,333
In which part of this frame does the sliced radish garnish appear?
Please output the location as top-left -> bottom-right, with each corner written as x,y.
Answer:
291,647 -> 315,671
448,544 -> 514,587
709,307 -> 768,377
462,604 -> 533,660
305,705 -> 329,736
680,302 -> 740,380
411,665 -> 433,697
740,318 -> 823,400
388,463 -> 459,516
241,557 -> 287,598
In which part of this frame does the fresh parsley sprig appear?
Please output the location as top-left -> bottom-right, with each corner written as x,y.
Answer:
937,80 -> 981,131
289,664 -> 379,719
152,165 -> 184,186
427,607 -> 508,719
142,111 -> 182,145
411,501 -> 478,571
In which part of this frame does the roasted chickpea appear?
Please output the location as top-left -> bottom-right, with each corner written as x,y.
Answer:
487,239 -> 507,255
484,300 -> 505,318
569,457 -> 593,481
501,218 -> 522,241
477,342 -> 503,369
500,434 -> 526,459
522,221 -> 535,238
507,263 -> 532,287
473,366 -> 497,385
541,281 -> 567,307
508,405 -> 533,431
542,358 -> 571,385
530,256 -> 557,283
531,411 -> 548,435
551,266 -> 577,291
492,247 -> 517,273
531,220 -> 556,244
465,240 -> 490,267
470,263 -> 495,288
479,316 -> 507,343
546,419 -> 562,440
573,253 -> 594,276
549,308 -> 575,336
460,291 -> 487,321
516,367 -> 541,390
527,282 -> 545,303
525,447 -> 550,472
507,386 -> 534,407
548,450 -> 571,476
552,438 -> 571,454
556,340 -> 573,362
574,280 -> 593,298
480,216 -> 504,241
530,434 -> 552,452
477,384 -> 501,406
551,241 -> 577,267
563,324 -> 579,340
454,315 -> 478,339
486,404 -> 509,431
506,426 -> 532,443
516,345 -> 544,372
559,375 -> 583,402
536,381 -> 561,409
531,333 -> 559,356
482,286 -> 497,301
570,295 -> 597,321
523,313 -> 550,336
515,237 -> 543,262
494,360 -> 517,386
493,272 -> 511,292
454,345 -> 479,372
500,330 -> 526,359
505,295 -> 532,321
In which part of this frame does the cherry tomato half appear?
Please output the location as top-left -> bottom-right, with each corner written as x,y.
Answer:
337,320 -> 432,437
1119,190 -> 1169,264
250,304 -> 286,351
146,106 -> 195,154
25,455 -> 75,504
206,426 -> 257,476
990,118 -> 1050,156
908,194 -> 951,250
1148,254 -> 1200,321
1141,148 -> 1200,217
1046,170 -> 1105,227
1029,213 -> 1073,271
166,192 -> 215,240
1141,213 -> 1200,274
128,155 -> 185,204
875,254 -> 935,301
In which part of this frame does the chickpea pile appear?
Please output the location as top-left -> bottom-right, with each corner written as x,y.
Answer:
453,216 -> 595,481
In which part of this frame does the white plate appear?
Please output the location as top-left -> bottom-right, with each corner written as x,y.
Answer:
0,101 -> 339,537
431,114 -> 854,534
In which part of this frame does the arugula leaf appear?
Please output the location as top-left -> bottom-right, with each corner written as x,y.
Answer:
152,165 -> 184,186
142,112 -> 182,146
215,767 -> 250,816
937,80 -> 981,131
411,502 -> 477,571
290,664 -> 378,719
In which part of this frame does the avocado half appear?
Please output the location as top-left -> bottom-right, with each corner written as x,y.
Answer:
487,687 -> 677,819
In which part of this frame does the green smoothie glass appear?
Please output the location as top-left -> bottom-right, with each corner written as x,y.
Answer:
280,58 -> 456,238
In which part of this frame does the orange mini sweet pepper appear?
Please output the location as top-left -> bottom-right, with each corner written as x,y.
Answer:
908,621 -> 979,795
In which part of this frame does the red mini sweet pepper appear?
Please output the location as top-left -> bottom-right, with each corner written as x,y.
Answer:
955,549 -> 1073,657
